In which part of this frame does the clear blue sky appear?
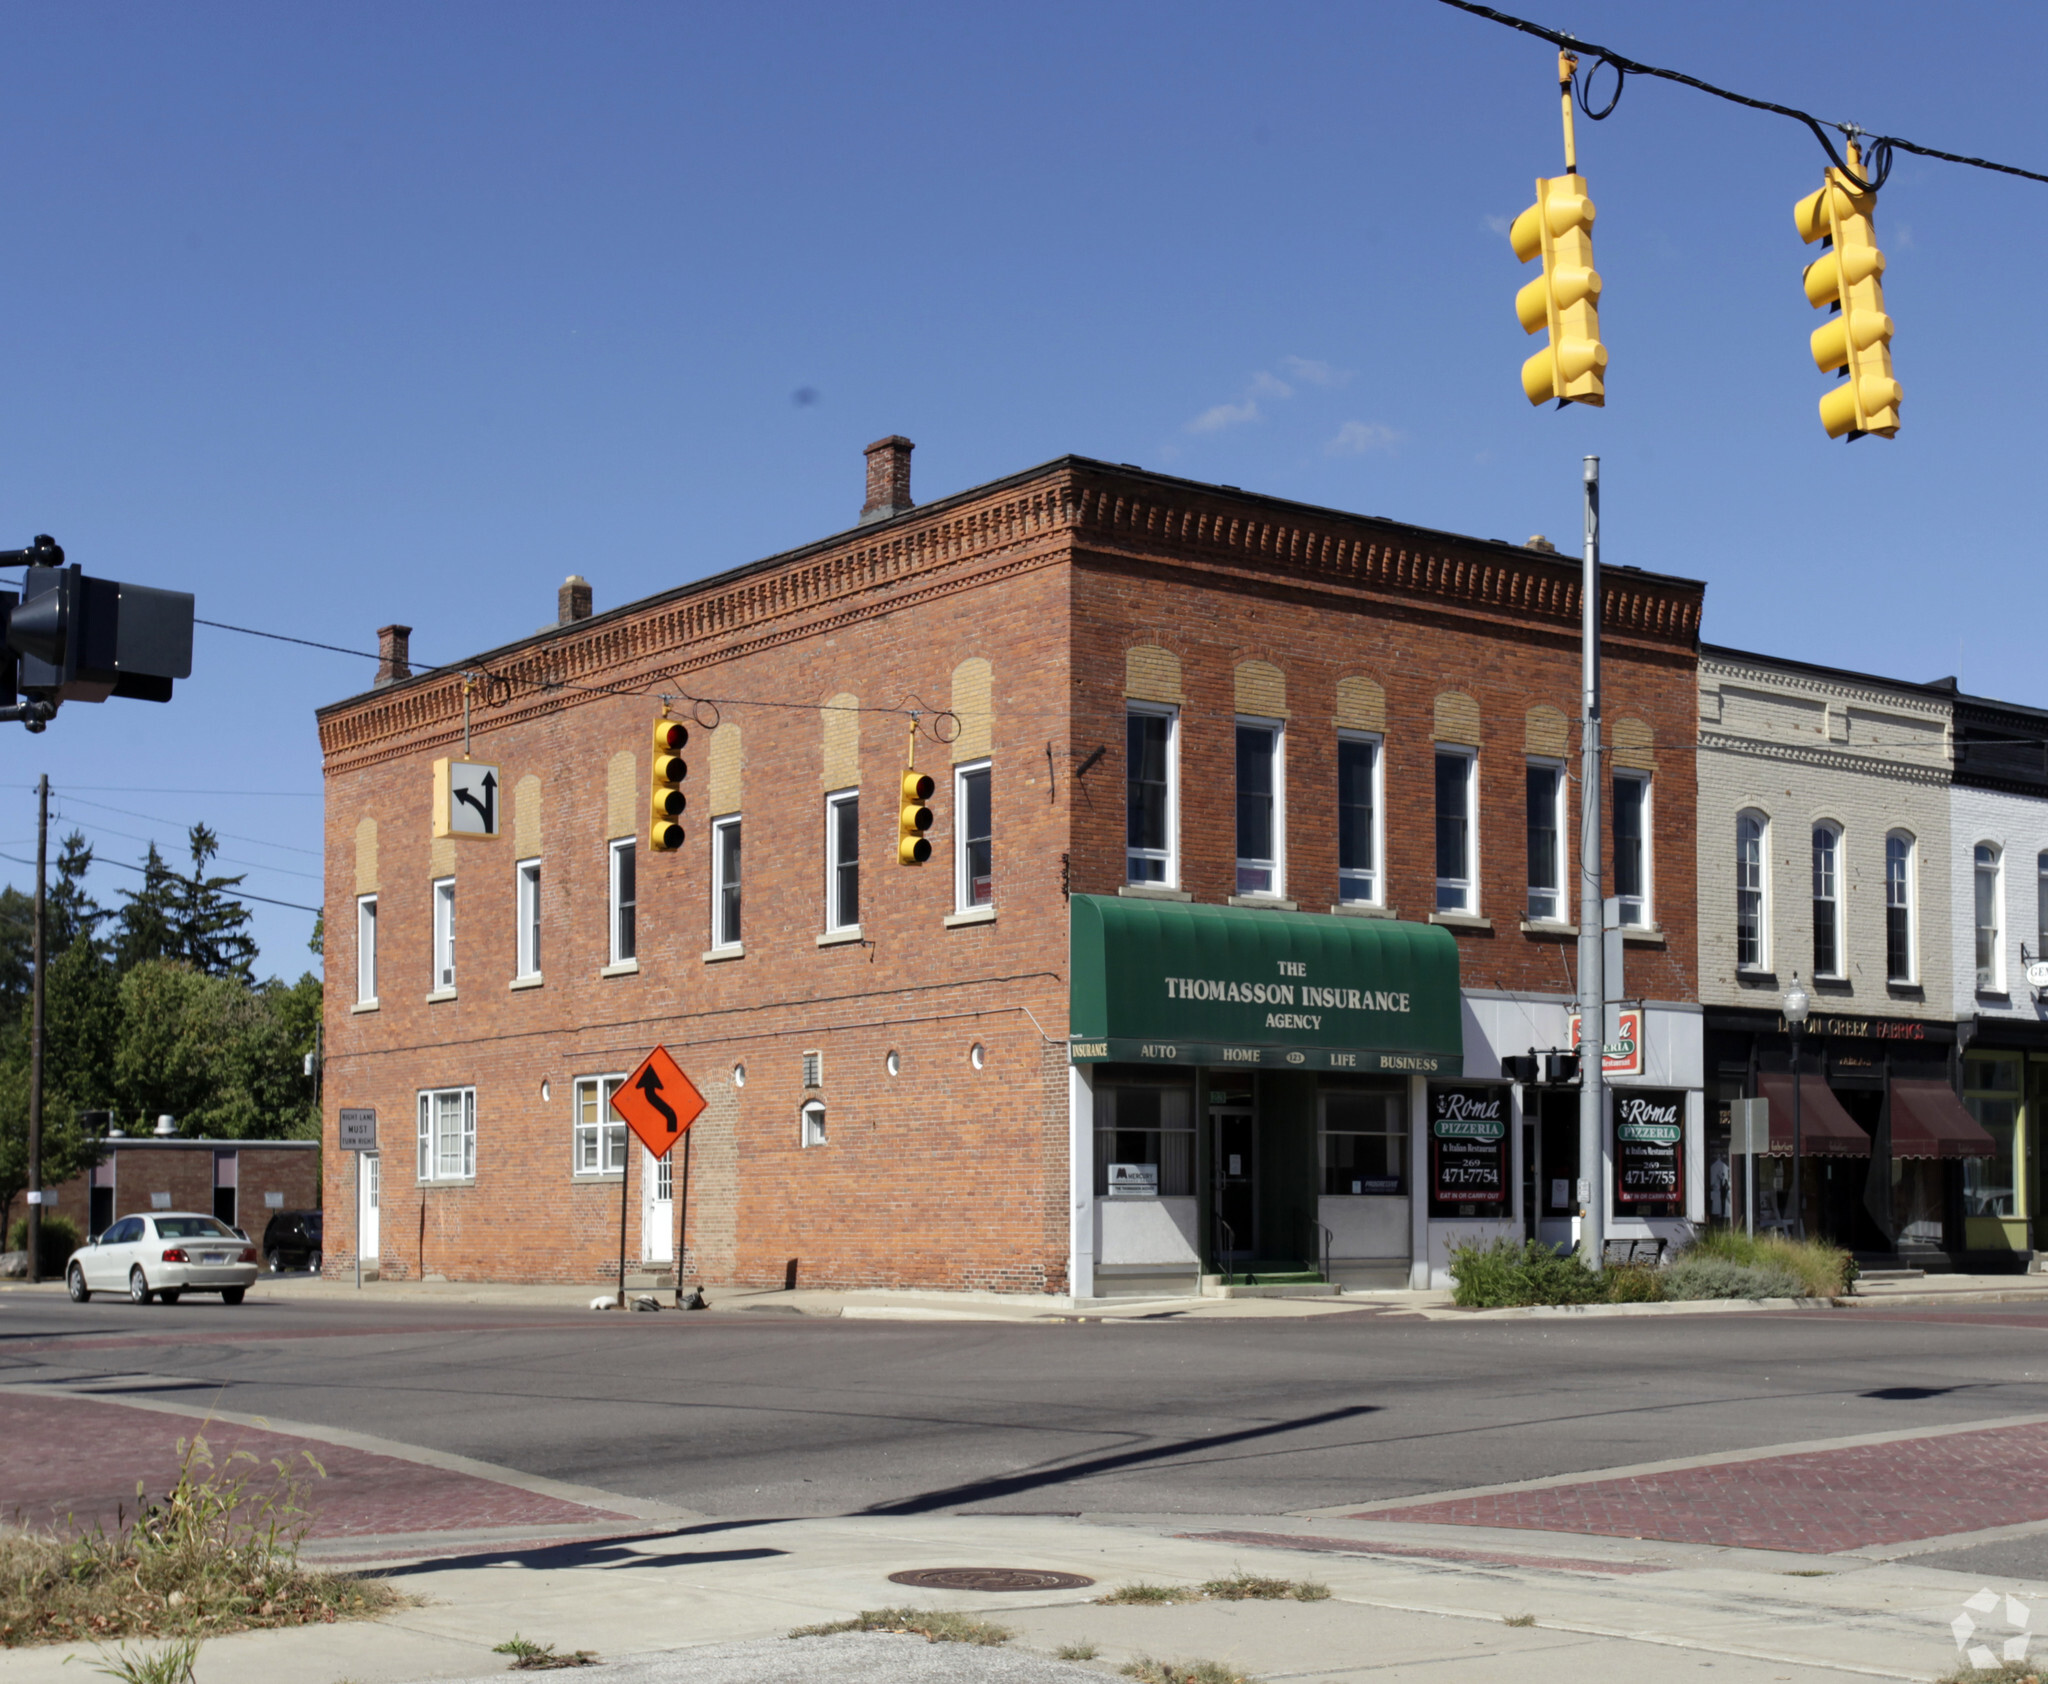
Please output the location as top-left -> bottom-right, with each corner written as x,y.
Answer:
1,0 -> 2040,975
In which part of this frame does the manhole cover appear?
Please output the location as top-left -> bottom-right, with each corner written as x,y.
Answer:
887,1568 -> 1095,1592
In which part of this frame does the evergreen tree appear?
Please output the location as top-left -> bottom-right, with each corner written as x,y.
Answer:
114,843 -> 180,972
171,825 -> 257,981
48,831 -> 107,957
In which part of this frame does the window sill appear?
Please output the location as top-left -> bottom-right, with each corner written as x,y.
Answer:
1330,902 -> 1397,919
1227,894 -> 1297,911
1429,912 -> 1493,932
1886,980 -> 1924,996
704,944 -> 744,963
572,1171 -> 625,1183
944,906 -> 997,928
417,1178 -> 475,1189
1812,974 -> 1853,990
1736,969 -> 1778,986
817,927 -> 864,947
509,974 -> 545,992
1977,989 -> 2012,1003
1621,926 -> 1667,948
1520,919 -> 1577,937
350,998 -> 380,1015
425,988 -> 458,1004
1119,884 -> 1190,901
600,958 -> 640,978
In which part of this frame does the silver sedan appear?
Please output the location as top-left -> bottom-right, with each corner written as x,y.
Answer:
66,1212 -> 260,1304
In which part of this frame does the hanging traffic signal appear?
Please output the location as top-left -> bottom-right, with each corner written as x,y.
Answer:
1510,174 -> 1607,407
650,718 -> 688,851
1795,149 -> 1900,440
898,770 -> 934,865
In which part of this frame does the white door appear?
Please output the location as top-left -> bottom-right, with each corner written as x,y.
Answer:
642,1146 -> 673,1263
359,1153 -> 380,1266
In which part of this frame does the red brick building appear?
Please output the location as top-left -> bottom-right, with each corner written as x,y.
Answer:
318,443 -> 1704,1295
37,1134 -> 319,1246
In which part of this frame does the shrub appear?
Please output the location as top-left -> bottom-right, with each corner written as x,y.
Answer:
8,1214 -> 80,1278
1604,1262 -> 1664,1303
1662,1256 -> 1804,1301
1676,1229 -> 1853,1297
1448,1238 -> 1603,1308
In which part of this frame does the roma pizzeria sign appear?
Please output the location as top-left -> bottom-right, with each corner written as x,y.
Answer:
1067,895 -> 1464,1073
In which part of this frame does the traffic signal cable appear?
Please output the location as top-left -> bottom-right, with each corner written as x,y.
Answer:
1435,0 -> 2048,191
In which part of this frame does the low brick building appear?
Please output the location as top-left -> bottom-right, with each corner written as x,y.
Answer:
318,443 -> 1705,1294
37,1134 -> 320,1244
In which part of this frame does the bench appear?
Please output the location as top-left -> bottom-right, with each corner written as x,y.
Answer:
1602,1237 -> 1668,1267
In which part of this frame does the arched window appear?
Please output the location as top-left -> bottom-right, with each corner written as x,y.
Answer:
1885,832 -> 1915,984
1976,843 -> 2004,991
1736,811 -> 1767,971
1811,824 -> 1842,977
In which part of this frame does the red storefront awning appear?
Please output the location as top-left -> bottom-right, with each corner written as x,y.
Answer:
1754,1072 -> 1871,1157
1888,1080 -> 1997,1160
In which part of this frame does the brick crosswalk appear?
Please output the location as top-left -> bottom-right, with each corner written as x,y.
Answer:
1365,1421 -> 2048,1554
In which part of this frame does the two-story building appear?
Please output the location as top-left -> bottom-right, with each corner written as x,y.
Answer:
318,441 -> 1704,1296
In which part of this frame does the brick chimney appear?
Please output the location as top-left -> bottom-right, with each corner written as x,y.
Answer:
558,574 -> 593,625
375,624 -> 412,686
860,436 -> 915,524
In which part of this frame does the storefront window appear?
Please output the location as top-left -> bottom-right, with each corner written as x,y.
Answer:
1320,1084 -> 1406,1195
1094,1081 -> 1195,1197
1965,1057 -> 2021,1218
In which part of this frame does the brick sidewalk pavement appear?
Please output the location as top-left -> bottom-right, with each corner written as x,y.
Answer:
1366,1420 -> 2048,1553
0,1393 -> 633,1539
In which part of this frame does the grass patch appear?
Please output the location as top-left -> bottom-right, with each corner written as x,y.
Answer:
1096,1582 -> 1199,1605
1119,1660 -> 1258,1684
1938,1660 -> 2041,1683
789,1608 -> 1013,1645
0,1433 -> 397,1649
1670,1230 -> 1855,1299
493,1634 -> 599,1670
1502,1613 -> 1536,1627
1200,1573 -> 1328,1602
1056,1641 -> 1101,1660
86,1636 -> 200,1684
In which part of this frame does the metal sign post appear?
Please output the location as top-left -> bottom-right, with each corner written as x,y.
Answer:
608,1046 -> 707,1308
338,1108 -> 378,1289
1732,1098 -> 1769,1239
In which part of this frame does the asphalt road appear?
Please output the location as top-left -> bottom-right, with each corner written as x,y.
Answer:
7,1292 -> 2048,1519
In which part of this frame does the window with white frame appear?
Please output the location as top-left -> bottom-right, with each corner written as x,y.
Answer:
825,790 -> 859,930
608,838 -> 636,966
1613,773 -> 1650,927
515,858 -> 541,979
1736,811 -> 1768,970
1234,719 -> 1283,896
355,894 -> 378,1003
955,762 -> 992,910
572,1074 -> 627,1174
1811,823 -> 1841,978
801,1100 -> 827,1147
416,1087 -> 475,1182
1525,762 -> 1565,921
712,816 -> 742,949
431,877 -> 456,991
1976,842 -> 2003,990
1885,831 -> 1915,983
1125,706 -> 1176,886
1434,749 -> 1475,912
1336,733 -> 1380,906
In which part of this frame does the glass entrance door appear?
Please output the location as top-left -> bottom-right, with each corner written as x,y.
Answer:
1213,1105 -> 1256,1257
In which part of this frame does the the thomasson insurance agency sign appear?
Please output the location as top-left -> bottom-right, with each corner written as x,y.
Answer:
1067,895 -> 1463,1073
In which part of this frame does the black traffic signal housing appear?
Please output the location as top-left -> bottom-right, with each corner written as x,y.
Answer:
650,719 -> 688,851
2,537 -> 193,706
898,770 -> 934,864
1501,1055 -> 1539,1085
1545,1051 -> 1581,1086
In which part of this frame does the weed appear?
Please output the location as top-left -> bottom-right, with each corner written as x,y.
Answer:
1096,1583 -> 1198,1605
1603,1262 -> 1663,1303
789,1608 -> 1013,1646
1502,1613 -> 1537,1627
1937,1660 -> 2040,1683
1783,1570 -> 1831,1577
0,1433 -> 397,1649
491,1634 -> 598,1670
1200,1573 -> 1328,1602
1119,1659 -> 1257,1684
1056,1642 -> 1101,1660
87,1636 -> 200,1684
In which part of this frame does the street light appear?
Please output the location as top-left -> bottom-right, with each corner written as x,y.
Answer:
1784,974 -> 1811,1240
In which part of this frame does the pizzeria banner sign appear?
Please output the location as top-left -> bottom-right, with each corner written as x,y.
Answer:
1428,1083 -> 1509,1216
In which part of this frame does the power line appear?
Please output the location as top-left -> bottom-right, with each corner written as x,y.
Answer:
1434,0 -> 2048,190
49,792 -> 324,860
49,811 -> 323,883
0,849 -> 320,914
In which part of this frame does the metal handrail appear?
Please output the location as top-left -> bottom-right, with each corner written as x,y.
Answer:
1315,1221 -> 1333,1285
1214,1215 -> 1237,1288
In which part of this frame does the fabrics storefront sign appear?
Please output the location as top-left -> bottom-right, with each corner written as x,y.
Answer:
1068,896 -> 1463,1072
1428,1084 -> 1509,1216
1614,1089 -> 1685,1214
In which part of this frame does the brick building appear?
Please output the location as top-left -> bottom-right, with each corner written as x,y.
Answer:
317,443 -> 1704,1295
35,1131 -> 320,1245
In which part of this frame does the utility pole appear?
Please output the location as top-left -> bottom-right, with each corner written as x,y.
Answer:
1577,459 -> 1606,1271
26,774 -> 47,1283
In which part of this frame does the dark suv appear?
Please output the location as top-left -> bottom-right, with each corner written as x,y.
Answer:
260,1210 -> 323,1274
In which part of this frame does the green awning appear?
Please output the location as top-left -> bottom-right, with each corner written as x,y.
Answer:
1069,895 -> 1463,1075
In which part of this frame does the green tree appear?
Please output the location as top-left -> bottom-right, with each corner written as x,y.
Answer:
113,960 -> 315,1140
114,843 -> 180,972
170,825 -> 257,981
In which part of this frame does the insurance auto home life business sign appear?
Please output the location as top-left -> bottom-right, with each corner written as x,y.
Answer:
1067,896 -> 1464,1074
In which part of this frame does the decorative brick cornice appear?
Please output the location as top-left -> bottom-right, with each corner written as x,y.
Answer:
1702,653 -> 1954,720
1699,729 -> 1951,787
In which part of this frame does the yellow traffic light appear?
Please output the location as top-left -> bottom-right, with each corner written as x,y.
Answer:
650,718 -> 688,851
1795,149 -> 1900,439
898,770 -> 934,865
1510,174 -> 1607,407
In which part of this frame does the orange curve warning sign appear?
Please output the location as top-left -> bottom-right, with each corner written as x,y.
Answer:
610,1045 -> 706,1160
